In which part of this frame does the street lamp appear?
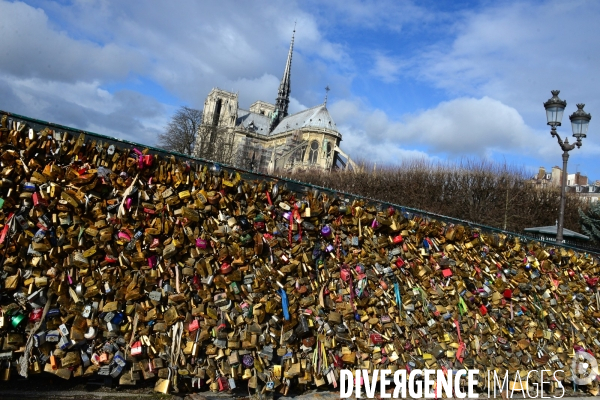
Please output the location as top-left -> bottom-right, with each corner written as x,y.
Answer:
543,90 -> 592,243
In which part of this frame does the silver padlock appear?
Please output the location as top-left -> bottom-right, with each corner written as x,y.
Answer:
33,331 -> 46,347
81,350 -> 91,368
113,351 -> 126,367
98,365 -> 111,376
46,330 -> 60,342
104,312 -> 115,323
149,291 -> 162,302
58,336 -> 71,350
82,304 -> 92,318
58,324 -> 69,337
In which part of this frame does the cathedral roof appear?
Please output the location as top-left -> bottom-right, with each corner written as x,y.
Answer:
270,104 -> 338,135
236,109 -> 271,134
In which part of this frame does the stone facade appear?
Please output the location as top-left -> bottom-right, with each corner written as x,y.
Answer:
194,31 -> 354,173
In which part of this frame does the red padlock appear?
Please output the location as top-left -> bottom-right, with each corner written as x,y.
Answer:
29,308 -> 43,322
32,192 -> 48,207
479,304 -> 487,316
370,333 -> 383,345
393,235 -> 403,244
143,154 -> 153,167
218,376 -> 230,391
131,341 -> 143,356
503,289 -> 512,299
586,276 -> 599,287
220,263 -> 232,274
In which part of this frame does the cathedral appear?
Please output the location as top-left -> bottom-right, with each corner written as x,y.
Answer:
194,30 -> 355,173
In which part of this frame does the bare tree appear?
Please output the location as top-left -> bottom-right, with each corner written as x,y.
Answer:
195,124 -> 238,165
157,106 -> 202,155
282,158 -> 589,234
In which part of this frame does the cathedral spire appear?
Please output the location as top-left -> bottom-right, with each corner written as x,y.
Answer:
270,27 -> 295,133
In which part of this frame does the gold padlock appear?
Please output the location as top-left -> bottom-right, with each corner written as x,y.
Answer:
1,361 -> 11,381
154,367 -> 171,394
30,356 -> 41,374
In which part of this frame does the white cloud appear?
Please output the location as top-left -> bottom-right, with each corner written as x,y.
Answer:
0,0 -> 353,143
370,53 -> 405,83
329,96 -> 550,164
31,1 -> 352,108
0,1 -> 146,82
3,0 -> 600,179
409,1 -> 600,120
329,99 -> 435,164
0,74 -> 166,144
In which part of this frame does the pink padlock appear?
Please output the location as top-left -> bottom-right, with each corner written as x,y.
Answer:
118,232 -> 131,241
340,269 -> 350,282
196,238 -> 207,249
189,319 -> 199,332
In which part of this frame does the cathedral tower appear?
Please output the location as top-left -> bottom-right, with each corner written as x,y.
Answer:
269,29 -> 294,132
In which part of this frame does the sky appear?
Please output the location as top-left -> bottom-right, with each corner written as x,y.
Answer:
1,0 -> 599,180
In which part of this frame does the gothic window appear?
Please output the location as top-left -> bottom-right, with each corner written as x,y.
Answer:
308,140 -> 319,164
212,99 -> 222,126
326,142 -> 332,158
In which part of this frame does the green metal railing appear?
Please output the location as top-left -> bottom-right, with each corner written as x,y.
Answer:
2,109 -> 599,258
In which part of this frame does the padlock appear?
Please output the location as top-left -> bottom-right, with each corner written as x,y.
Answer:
154,367 -> 171,394
131,341 -> 143,356
1,361 -> 11,381
30,356 -> 41,374
4,112 -> 600,396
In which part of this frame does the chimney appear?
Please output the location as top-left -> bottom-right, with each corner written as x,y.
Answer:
551,166 -> 562,186
537,167 -> 546,180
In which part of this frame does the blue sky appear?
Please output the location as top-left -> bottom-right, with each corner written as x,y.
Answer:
1,0 -> 599,180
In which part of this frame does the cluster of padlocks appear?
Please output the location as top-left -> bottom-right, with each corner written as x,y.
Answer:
0,112 -> 599,395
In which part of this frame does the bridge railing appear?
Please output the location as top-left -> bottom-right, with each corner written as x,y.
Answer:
2,109 -> 598,258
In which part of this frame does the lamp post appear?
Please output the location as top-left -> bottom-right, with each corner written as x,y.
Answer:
543,90 -> 592,243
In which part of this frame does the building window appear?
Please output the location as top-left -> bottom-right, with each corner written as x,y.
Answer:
308,140 -> 319,164
326,142 -> 332,158
212,98 -> 222,126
